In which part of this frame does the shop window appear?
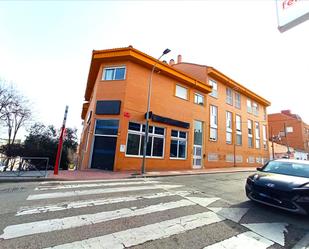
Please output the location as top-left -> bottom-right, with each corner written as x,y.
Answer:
170,130 -> 187,159
126,122 -> 165,158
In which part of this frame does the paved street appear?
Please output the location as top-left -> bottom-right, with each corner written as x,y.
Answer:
0,172 -> 308,249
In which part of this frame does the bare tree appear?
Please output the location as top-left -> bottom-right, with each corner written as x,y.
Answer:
0,82 -> 31,169
0,81 -> 13,118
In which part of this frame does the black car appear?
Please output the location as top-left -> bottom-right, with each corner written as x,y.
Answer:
246,159 -> 309,215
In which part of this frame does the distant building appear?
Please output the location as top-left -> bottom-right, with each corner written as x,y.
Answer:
268,110 -> 309,153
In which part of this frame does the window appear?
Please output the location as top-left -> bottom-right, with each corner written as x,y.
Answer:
247,99 -> 252,113
226,88 -> 233,105
208,153 -> 218,161
236,155 -> 243,163
248,120 -> 253,148
209,79 -> 218,98
236,115 -> 242,145
235,92 -> 241,109
210,105 -> 218,141
103,66 -> 126,80
263,107 -> 267,121
252,102 -> 259,116
263,125 -> 267,150
194,93 -> 204,106
126,122 -> 165,158
226,111 -> 232,144
226,154 -> 234,162
175,85 -> 188,100
255,122 -> 260,149
170,130 -> 187,159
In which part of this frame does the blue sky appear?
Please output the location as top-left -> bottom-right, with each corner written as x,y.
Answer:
0,1 -> 309,139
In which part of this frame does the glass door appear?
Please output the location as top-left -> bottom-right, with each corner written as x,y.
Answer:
193,120 -> 203,168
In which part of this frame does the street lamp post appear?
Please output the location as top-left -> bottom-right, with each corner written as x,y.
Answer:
141,48 -> 171,175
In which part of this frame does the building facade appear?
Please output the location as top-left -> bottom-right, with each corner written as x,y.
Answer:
173,62 -> 270,168
268,110 -> 309,154
79,46 -> 270,172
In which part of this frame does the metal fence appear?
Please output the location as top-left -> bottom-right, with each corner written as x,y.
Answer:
0,157 -> 49,178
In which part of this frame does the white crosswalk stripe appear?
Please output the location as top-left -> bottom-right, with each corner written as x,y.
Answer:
44,211 -> 225,249
17,190 -> 191,216
35,180 -> 160,191
27,184 -> 183,200
1,199 -> 195,240
202,231 -> 274,249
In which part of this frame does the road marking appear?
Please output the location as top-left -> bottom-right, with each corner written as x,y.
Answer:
39,178 -> 147,185
243,222 -> 288,246
202,231 -> 274,249
208,207 -> 249,223
185,196 -> 220,207
17,190 -> 191,216
292,232 -> 309,249
27,184 -> 183,200
35,180 -> 160,191
0,199 -> 195,239
44,211 -> 224,249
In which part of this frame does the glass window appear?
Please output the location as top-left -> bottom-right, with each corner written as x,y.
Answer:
263,125 -> 267,150
235,92 -> 241,109
194,121 -> 203,146
126,122 -> 165,158
210,105 -> 218,141
103,67 -> 126,80
170,130 -> 187,159
255,122 -> 260,149
247,99 -> 252,113
209,79 -> 218,98
248,120 -> 253,148
236,115 -> 242,146
226,111 -> 232,144
194,93 -> 204,105
253,102 -> 259,116
226,88 -> 233,105
175,85 -> 188,100
95,120 -> 119,136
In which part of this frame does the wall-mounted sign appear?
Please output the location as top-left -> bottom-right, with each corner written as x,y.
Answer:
276,0 -> 309,32
124,112 -> 130,118
120,144 -> 126,152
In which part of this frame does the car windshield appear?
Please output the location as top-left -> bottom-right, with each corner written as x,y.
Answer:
263,161 -> 309,178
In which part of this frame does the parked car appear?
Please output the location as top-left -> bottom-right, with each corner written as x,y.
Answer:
245,159 -> 309,215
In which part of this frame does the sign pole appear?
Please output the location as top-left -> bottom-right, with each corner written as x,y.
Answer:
54,105 -> 69,175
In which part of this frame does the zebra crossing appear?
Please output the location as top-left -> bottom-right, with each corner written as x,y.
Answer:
0,178 -> 306,249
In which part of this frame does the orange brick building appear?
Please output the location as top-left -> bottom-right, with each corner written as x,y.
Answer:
79,46 -> 270,172
268,110 -> 309,153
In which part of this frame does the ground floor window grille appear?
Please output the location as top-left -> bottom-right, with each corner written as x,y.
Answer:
208,153 -> 218,161
236,155 -> 243,163
126,122 -> 165,158
226,154 -> 234,162
248,156 -> 255,164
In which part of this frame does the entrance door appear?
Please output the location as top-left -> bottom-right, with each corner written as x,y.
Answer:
91,136 -> 117,170
193,120 -> 203,169
90,119 -> 119,171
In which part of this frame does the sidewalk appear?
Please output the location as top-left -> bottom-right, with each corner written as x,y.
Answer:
47,166 -> 256,181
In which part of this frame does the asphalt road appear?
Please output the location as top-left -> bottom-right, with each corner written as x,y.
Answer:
0,172 -> 308,249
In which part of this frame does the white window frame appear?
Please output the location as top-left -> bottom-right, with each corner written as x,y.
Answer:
226,111 -> 232,144
235,92 -> 241,109
209,79 -> 218,98
210,105 -> 218,141
102,66 -> 126,80
226,88 -> 233,105
170,130 -> 187,160
255,121 -> 260,149
125,122 -> 165,158
247,99 -> 252,113
175,84 -> 188,100
236,115 -> 242,146
253,102 -> 259,116
262,125 -> 267,150
194,93 -> 205,106
248,120 -> 253,148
